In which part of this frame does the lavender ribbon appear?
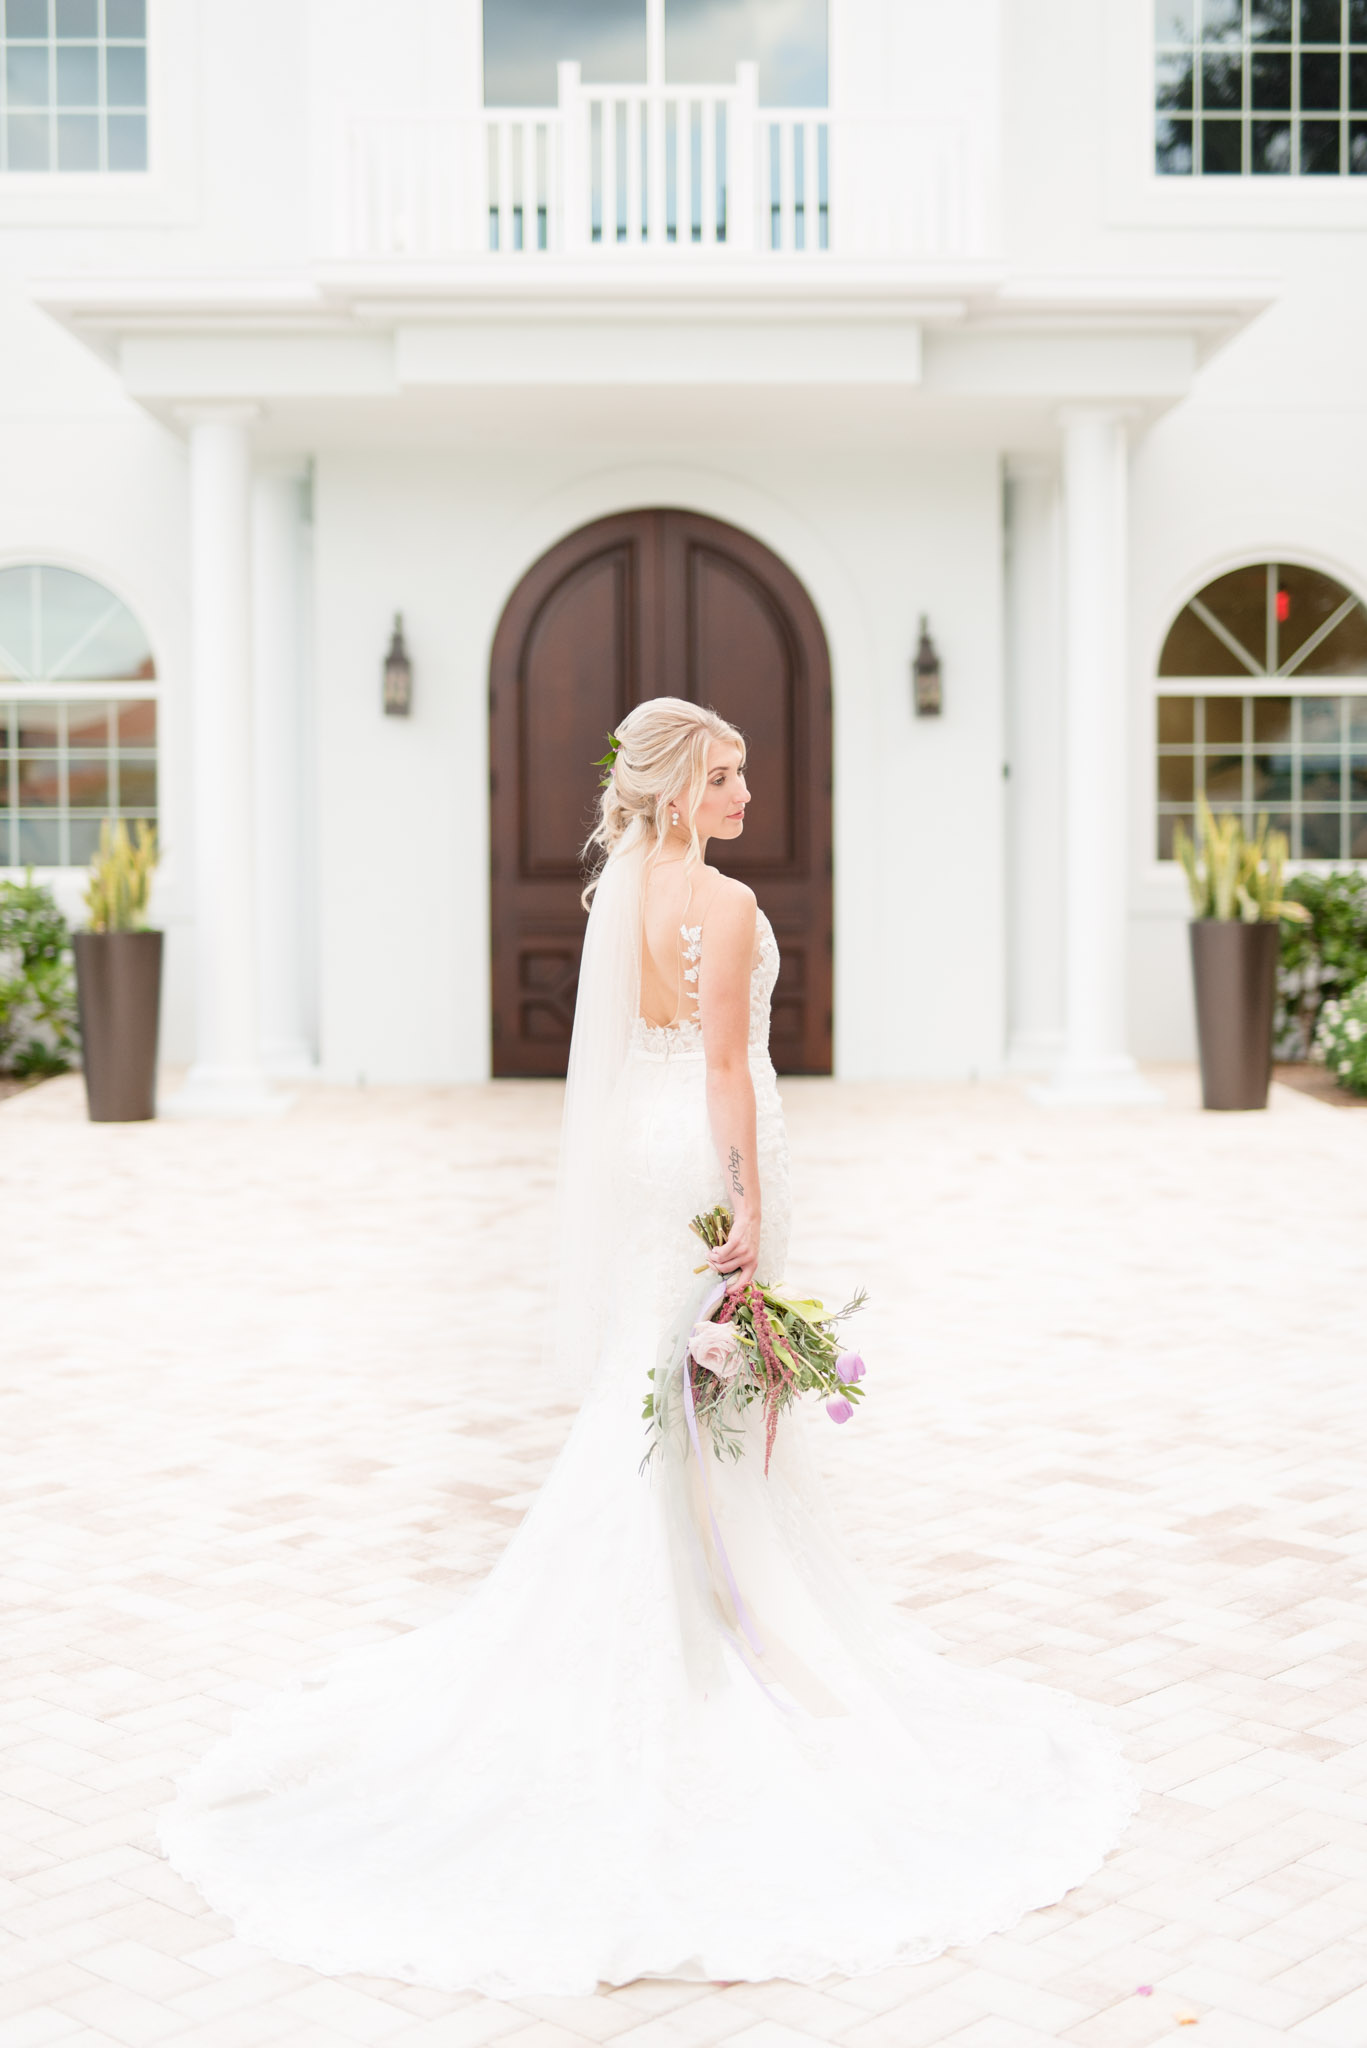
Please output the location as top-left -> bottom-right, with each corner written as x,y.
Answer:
681,1279 -> 766,1659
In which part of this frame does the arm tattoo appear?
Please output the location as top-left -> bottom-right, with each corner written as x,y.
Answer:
728,1145 -> 746,1200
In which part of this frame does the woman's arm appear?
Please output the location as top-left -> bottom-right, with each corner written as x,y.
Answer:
699,880 -> 760,1294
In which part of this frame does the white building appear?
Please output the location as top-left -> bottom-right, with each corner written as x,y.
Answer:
3,0 -> 1365,1099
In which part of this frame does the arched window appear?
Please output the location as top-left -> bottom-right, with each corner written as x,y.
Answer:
1155,561 -> 1367,863
0,565 -> 157,870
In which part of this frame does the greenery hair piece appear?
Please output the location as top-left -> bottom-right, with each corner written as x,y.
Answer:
592,730 -> 622,790
84,819 -> 160,933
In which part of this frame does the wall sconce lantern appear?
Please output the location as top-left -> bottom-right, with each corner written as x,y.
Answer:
912,614 -> 942,718
383,612 -> 413,717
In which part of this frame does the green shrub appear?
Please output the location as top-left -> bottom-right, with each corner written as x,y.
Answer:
0,874 -> 78,1078
1313,981 -> 1367,1097
1276,870 -> 1367,1061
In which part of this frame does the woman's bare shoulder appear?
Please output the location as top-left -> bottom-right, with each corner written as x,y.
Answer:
700,873 -> 756,937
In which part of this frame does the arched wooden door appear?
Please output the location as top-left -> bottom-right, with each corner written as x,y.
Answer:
490,509 -> 832,1078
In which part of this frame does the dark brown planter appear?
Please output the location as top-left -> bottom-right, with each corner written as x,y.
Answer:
1189,920 -> 1279,1112
73,930 -> 163,1122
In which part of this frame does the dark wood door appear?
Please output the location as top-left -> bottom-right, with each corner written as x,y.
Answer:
490,508 -> 832,1076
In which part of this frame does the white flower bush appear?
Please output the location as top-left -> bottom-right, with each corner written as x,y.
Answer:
1312,981 -> 1367,1098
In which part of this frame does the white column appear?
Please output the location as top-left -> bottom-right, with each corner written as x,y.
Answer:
252,462 -> 316,1076
1004,457 -> 1064,1071
166,406 -> 282,1116
1039,407 -> 1159,1105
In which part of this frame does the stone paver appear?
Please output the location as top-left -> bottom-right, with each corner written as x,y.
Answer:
2,1066 -> 1366,2047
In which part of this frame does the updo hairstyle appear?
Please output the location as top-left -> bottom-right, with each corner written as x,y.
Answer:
583,696 -> 744,903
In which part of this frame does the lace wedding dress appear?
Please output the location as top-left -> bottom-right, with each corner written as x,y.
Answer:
159,885 -> 1138,1996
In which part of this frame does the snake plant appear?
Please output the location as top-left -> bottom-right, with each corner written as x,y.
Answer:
84,819 -> 159,933
1173,798 -> 1310,925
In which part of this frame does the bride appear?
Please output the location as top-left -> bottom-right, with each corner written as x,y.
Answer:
160,697 -> 1137,1995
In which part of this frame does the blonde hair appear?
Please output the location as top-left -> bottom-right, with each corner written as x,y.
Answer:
582,696 -> 745,904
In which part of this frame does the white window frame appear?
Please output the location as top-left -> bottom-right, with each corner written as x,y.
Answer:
0,677 -> 160,874
1105,0 -> 1367,225
0,0 -> 196,225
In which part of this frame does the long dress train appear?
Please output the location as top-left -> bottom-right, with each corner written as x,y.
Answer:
158,909 -> 1138,1995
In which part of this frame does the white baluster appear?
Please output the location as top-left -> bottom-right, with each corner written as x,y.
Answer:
626,94 -> 642,245
731,60 -> 757,253
648,85 -> 667,245
601,94 -> 618,247
521,119 -> 537,252
556,62 -> 585,254
700,95 -> 716,246
778,116 -> 795,253
496,120 -> 513,254
803,118 -> 821,253
677,95 -> 693,246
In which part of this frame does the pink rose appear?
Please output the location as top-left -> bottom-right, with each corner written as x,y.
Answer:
690,1319 -> 743,1381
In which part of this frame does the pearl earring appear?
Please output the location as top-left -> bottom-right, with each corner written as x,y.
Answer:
670,809 -> 680,826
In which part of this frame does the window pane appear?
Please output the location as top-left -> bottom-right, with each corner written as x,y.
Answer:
1203,118 -> 1244,170
1295,607 -> 1367,675
1161,605 -> 1249,673
1203,751 -> 1245,798
483,0 -> 646,106
0,573 -> 35,678
1158,695 -> 1195,742
1300,117 -> 1343,168
55,0 -> 98,30
1159,754 -> 1196,800
66,701 -> 109,749
1350,755 -> 1367,798
7,46 -> 52,108
66,759 -> 110,807
1302,754 -> 1343,800
1275,564 -> 1357,670
56,113 -> 99,169
18,817 -> 61,865
105,43 -> 146,106
1352,54 -> 1367,106
1351,120 -> 1367,167
6,0 -> 50,36
6,113 -> 51,169
1351,810 -> 1367,857
1201,0 -> 1243,38
1301,809 -> 1342,857
1301,696 -> 1342,742
67,816 -> 104,865
1349,698 -> 1367,740
1205,695 -> 1246,743
0,759 -> 8,805
1301,51 -> 1343,109
1301,0 -> 1341,39
1252,752 -> 1294,800
1252,51 -> 1292,106
17,758 -> 61,806
16,705 -> 60,747
1354,0 -> 1367,38
667,0 -> 827,105
1157,50 -> 1196,105
116,699 -> 155,743
1157,116 -> 1195,169
1254,116 -> 1294,166
1203,52 -> 1243,105
116,758 -> 156,807
105,112 -> 146,170
1157,811 -> 1196,857
1251,0 -> 1294,37
56,45 -> 98,107
39,567 -> 154,678
1253,695 -> 1293,741
105,0 -> 146,33
1157,0 -> 1195,42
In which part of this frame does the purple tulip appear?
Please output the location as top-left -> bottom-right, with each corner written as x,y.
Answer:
826,1397 -> 854,1425
837,1352 -> 866,1383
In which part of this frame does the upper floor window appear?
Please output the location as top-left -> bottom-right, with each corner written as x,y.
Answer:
1155,562 -> 1367,861
0,566 -> 157,869
1,0 -> 146,174
484,0 -> 827,108
1155,0 -> 1367,175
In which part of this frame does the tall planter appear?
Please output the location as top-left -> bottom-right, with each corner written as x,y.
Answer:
73,930 -> 163,1122
1189,920 -> 1279,1112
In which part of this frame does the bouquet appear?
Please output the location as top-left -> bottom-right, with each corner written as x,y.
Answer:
643,1204 -> 867,1477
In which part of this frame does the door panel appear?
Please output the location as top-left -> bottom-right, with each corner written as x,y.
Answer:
490,508 -> 831,1077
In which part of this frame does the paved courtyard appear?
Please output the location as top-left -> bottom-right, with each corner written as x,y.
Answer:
3,1068 -> 1367,2048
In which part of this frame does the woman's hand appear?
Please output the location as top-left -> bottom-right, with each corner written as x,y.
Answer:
709,1208 -> 761,1295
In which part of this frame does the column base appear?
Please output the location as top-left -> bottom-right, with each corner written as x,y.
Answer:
1006,1029 -> 1064,1075
1031,1055 -> 1164,1107
161,1064 -> 293,1119
260,1037 -> 317,1080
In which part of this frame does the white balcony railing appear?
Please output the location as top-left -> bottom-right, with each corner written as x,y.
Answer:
339,64 -> 989,266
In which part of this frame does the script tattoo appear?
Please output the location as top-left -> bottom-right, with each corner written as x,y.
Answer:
728,1145 -> 746,1200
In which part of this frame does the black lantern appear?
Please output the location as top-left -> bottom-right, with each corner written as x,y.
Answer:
912,615 -> 942,718
383,613 -> 413,717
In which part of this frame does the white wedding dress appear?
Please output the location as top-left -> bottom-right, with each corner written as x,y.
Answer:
159,897 -> 1138,1996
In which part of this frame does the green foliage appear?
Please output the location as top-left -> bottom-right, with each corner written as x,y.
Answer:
0,873 -> 78,1078
84,819 -> 159,933
1174,798 -> 1310,925
1277,869 -> 1367,1061
1313,980 -> 1367,1097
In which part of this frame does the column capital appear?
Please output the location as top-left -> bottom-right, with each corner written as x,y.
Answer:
174,402 -> 262,430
